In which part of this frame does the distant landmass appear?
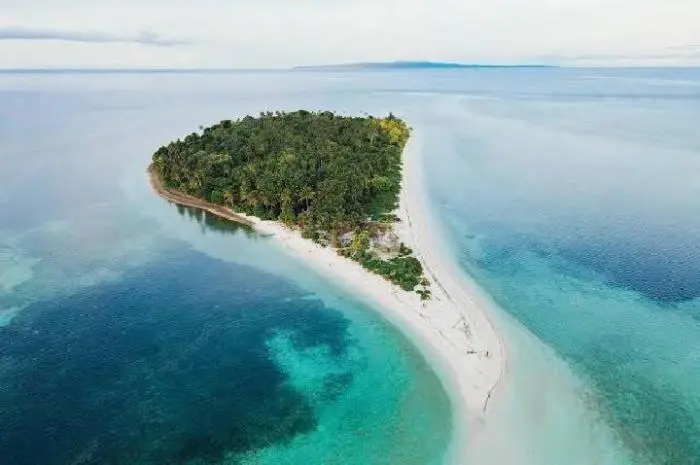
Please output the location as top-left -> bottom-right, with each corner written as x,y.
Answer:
294,61 -> 557,71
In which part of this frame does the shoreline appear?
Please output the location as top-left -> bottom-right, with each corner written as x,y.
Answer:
147,136 -> 506,463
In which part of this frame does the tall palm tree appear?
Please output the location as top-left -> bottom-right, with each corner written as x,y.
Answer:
300,186 -> 314,212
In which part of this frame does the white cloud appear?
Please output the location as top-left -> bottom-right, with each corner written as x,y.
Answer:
0,27 -> 187,45
0,0 -> 699,68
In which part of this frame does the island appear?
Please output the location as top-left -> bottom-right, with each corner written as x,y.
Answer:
293,61 -> 557,71
148,110 -> 505,463
151,111 -> 430,299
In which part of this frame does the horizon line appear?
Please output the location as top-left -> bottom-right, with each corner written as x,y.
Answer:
0,64 -> 698,74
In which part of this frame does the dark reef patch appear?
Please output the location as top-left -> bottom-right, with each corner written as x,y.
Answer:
559,244 -> 700,305
0,248 -> 352,465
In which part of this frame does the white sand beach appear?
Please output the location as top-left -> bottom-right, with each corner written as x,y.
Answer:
149,136 -> 506,463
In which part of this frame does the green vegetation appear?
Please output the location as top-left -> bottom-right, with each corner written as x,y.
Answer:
152,110 -> 429,296
339,240 -> 430,297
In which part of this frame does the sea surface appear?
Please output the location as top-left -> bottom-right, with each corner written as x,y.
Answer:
0,67 -> 699,464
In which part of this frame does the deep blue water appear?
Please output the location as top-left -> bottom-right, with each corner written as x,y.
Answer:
1,246 -> 347,464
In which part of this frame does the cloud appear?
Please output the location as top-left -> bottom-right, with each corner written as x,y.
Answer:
0,27 -> 188,46
664,44 -> 700,58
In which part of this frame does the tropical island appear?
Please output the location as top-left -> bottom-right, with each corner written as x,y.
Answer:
150,110 -> 430,298
148,110 -> 505,462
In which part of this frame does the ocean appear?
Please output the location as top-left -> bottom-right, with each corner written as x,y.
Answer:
1,67 -> 699,464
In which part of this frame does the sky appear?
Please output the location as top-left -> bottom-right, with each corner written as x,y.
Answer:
1,0 -> 699,68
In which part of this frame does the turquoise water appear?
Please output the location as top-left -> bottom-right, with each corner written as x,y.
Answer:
0,74 -> 451,465
1,68 -> 699,464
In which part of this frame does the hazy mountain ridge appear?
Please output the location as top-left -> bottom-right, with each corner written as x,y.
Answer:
294,61 -> 557,71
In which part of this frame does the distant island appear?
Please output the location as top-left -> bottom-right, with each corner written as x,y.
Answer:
150,111 -> 431,298
294,61 -> 557,71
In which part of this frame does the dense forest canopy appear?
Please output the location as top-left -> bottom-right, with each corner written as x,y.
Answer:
153,110 -> 408,230
152,110 -> 430,296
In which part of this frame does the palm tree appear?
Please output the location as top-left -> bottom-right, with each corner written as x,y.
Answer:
222,190 -> 234,207
300,186 -> 315,212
